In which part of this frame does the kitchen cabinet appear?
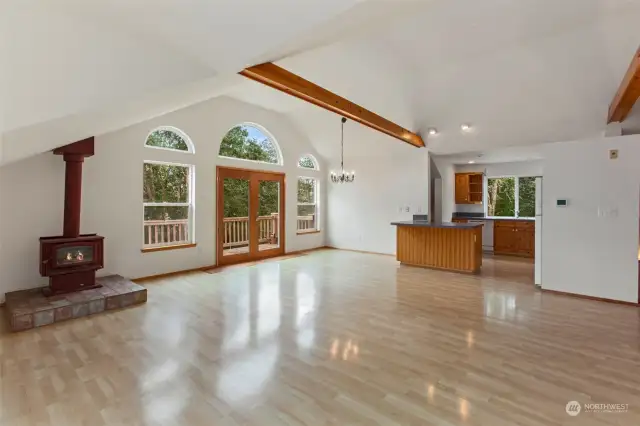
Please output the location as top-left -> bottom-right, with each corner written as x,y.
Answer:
394,222 -> 483,274
493,220 -> 534,258
454,173 -> 483,204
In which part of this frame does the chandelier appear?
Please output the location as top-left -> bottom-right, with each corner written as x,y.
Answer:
330,117 -> 355,183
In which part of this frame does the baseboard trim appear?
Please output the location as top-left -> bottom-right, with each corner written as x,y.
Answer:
132,265 -> 217,283
324,246 -> 394,257
400,261 -> 479,275
542,288 -> 639,307
132,246 -> 332,282
287,246 -> 333,256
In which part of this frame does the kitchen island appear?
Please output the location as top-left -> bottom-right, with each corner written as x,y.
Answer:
391,221 -> 483,273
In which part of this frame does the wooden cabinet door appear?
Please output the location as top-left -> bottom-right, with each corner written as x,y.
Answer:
493,222 -> 514,254
493,220 -> 535,257
514,226 -> 534,257
524,229 -> 535,257
493,220 -> 517,254
455,174 -> 469,204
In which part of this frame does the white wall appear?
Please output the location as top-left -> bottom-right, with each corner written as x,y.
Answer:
0,97 -> 326,300
455,160 -> 544,177
542,135 -> 640,303
433,179 -> 443,223
433,159 -> 455,221
327,150 -> 430,255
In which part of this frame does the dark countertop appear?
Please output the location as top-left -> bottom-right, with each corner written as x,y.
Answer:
391,220 -> 484,229
453,215 -> 535,222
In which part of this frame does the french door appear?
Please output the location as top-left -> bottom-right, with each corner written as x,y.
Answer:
216,166 -> 285,266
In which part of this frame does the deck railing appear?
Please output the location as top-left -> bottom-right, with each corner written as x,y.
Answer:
144,219 -> 189,247
224,214 -> 279,248
143,215 -> 316,248
297,215 -> 316,232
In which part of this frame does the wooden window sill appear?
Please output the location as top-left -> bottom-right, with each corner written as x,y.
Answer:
297,230 -> 321,235
141,243 -> 197,253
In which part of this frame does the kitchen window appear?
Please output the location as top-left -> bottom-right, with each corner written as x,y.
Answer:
486,176 -> 536,218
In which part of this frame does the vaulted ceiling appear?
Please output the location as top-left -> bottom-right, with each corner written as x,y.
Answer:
2,0 -> 640,164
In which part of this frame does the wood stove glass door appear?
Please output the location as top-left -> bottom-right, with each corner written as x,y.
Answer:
216,167 -> 285,266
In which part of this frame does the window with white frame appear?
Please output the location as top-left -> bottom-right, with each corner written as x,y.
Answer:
486,176 -> 536,218
298,154 -> 319,170
219,124 -> 282,165
297,177 -> 319,233
143,161 -> 195,248
145,126 -> 194,153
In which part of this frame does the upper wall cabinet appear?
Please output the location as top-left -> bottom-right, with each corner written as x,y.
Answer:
455,172 -> 483,204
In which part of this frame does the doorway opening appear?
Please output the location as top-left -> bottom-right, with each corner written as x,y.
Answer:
216,166 -> 285,266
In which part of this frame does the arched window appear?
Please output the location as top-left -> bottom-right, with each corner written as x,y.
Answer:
219,124 -> 282,165
298,154 -> 319,170
145,126 -> 195,153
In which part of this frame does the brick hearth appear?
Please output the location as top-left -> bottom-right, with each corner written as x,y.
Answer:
5,275 -> 146,332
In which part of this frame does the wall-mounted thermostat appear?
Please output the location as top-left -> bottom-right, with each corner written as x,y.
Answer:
556,199 -> 568,207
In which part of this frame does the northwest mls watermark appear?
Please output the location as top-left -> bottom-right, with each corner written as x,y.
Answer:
566,401 -> 629,416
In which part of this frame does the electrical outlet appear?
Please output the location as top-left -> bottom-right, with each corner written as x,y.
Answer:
610,149 -> 619,160
405,206 -> 410,212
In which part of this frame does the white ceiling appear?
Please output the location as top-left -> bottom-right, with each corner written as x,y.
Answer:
2,0 -> 640,165
227,0 -> 640,159
434,144 -> 546,166
0,0 -> 364,164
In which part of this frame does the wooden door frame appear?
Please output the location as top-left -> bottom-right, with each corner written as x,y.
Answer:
216,166 -> 286,266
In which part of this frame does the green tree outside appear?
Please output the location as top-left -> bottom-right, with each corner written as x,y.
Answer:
143,125 -> 315,224
143,163 -> 189,221
146,128 -> 189,151
220,125 -> 281,217
487,176 -> 536,217
518,177 -> 536,217
298,156 -> 316,169
219,126 -> 278,164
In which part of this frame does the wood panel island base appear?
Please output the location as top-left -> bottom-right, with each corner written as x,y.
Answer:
391,221 -> 484,273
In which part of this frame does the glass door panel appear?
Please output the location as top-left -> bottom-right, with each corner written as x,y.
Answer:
222,177 -> 250,258
257,180 -> 280,251
217,167 -> 285,266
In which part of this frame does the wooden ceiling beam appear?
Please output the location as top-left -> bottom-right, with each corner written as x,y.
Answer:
239,63 -> 425,148
608,46 -> 640,124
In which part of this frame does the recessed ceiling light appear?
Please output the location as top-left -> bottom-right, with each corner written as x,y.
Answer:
428,128 -> 438,135
468,160 -> 476,164
461,123 -> 471,132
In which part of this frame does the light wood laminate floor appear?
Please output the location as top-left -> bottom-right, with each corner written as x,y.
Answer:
1,250 -> 640,425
